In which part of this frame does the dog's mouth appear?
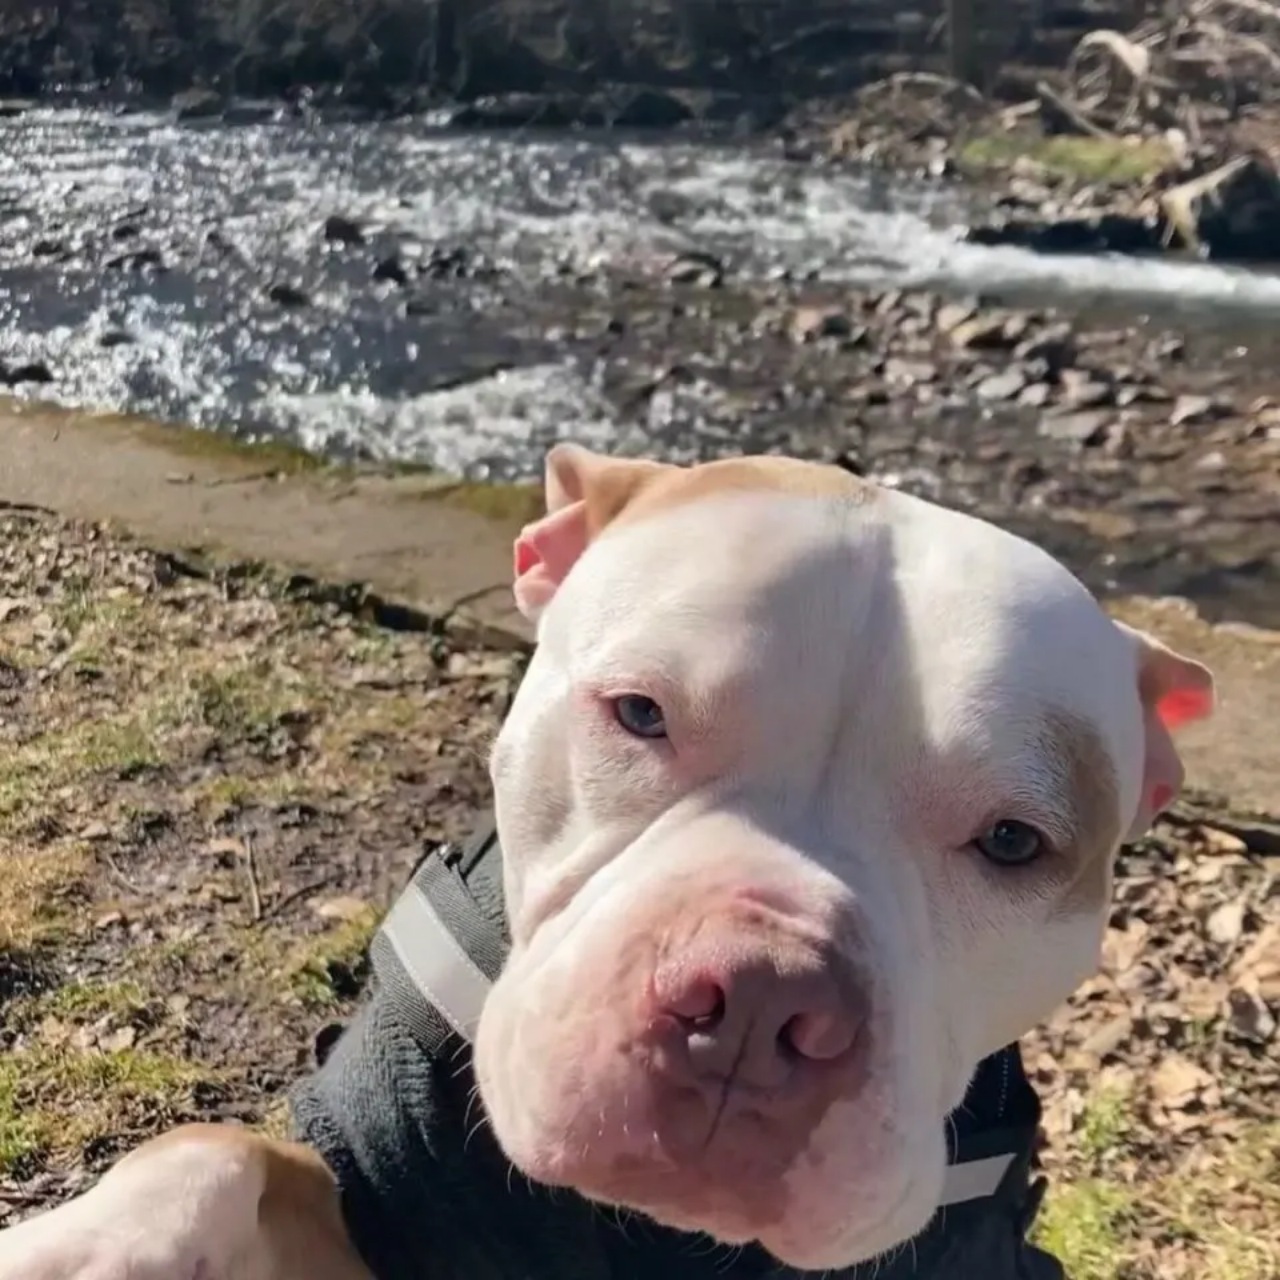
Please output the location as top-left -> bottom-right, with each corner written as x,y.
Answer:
481,1033 -> 934,1269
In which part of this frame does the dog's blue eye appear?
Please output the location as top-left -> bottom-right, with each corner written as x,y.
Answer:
974,820 -> 1044,867
613,695 -> 667,739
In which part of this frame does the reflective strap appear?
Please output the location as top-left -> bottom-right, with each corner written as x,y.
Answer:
938,1151 -> 1016,1207
379,879 -> 493,1041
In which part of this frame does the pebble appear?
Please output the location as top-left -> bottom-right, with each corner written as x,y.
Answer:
1206,901 -> 1247,946
1059,368 -> 1114,409
788,305 -> 853,343
1171,393 -> 1224,426
1018,381 -> 1053,408
1226,988 -> 1276,1043
323,215 -> 365,246
664,251 -> 724,287
266,282 -> 310,308
372,255 -> 409,285
1039,409 -> 1111,446
2,361 -> 54,386
949,312 -> 1020,351
883,357 -> 937,386
976,367 -> 1029,401
934,300 -> 976,333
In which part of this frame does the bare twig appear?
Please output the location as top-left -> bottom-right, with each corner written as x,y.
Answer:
264,873 -> 341,921
1037,78 -> 1119,138
101,851 -> 145,896
242,837 -> 264,923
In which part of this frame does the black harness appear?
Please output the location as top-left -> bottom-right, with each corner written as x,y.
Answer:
294,825 -> 1057,1280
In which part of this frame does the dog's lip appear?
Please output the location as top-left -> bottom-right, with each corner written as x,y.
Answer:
570,1163 -> 791,1234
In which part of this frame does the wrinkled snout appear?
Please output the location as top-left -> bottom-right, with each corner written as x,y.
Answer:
474,831 -> 925,1268
648,901 -> 865,1103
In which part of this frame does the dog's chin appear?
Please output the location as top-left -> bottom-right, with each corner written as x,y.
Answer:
484,1085 -> 948,1276
569,1163 -> 943,1275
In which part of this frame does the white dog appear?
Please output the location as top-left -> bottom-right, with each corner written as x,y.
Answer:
0,446 -> 1213,1279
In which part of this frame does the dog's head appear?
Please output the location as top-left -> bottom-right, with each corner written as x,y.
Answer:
475,446 -> 1213,1270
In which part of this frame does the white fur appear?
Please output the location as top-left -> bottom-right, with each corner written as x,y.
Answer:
480,485 -> 1147,1270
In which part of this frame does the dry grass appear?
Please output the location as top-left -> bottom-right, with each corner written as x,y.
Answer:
0,507 -> 515,1190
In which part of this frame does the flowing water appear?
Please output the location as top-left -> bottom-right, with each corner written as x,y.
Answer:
3,104 -> 1280,475
1,103 -> 1278,626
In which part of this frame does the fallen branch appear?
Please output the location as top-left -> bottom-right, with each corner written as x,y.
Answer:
1071,28 -> 1153,88
858,70 -> 988,109
1036,78 -> 1118,138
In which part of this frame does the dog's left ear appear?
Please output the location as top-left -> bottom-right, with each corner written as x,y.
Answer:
513,444 -> 669,623
1117,622 -> 1216,842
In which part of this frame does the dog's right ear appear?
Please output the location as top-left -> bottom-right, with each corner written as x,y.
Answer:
513,444 -> 669,623
1116,622 -> 1216,842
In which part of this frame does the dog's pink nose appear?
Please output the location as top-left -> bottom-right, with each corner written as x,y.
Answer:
654,939 -> 861,1092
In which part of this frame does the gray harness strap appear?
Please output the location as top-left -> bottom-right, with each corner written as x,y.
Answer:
376,870 -> 493,1041
372,840 -> 1019,1212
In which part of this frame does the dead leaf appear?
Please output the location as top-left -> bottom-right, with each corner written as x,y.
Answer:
1082,1013 -> 1134,1059
1199,825 -> 1249,856
312,895 -> 371,923
1102,920 -> 1150,974
1206,901 -> 1247,947
1233,923 -> 1280,1000
1227,987 -> 1276,1044
100,1025 -> 137,1053
1150,1054 -> 1214,1109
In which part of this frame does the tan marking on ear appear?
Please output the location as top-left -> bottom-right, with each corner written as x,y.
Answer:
543,447 -> 876,544
602,455 -> 876,537
1042,708 -> 1124,918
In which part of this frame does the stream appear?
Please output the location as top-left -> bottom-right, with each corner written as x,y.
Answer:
1,103 -> 1278,626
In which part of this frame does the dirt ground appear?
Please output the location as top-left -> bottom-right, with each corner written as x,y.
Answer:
0,508 -> 1276,1280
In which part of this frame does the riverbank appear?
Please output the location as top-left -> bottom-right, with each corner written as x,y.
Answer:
4,396 -> 1280,815
0,494 -> 1275,1280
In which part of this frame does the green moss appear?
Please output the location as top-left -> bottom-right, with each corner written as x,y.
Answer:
958,133 -> 1173,185
127,420 -> 326,474
0,845 -> 94,949
286,908 -> 382,1009
415,481 -> 544,526
187,662 -> 312,738
1033,1180 -> 1135,1280
23,979 -> 150,1024
1078,1086 -> 1133,1163
186,772 -> 301,815
0,1044 -> 213,1175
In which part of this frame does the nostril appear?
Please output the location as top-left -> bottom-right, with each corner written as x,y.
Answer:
664,977 -> 726,1028
780,1010 -> 857,1062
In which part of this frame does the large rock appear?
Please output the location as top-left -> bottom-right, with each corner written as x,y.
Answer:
966,208 -> 1161,256
1159,155 -> 1280,261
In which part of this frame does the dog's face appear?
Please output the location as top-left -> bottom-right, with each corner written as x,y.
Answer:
475,446 -> 1213,1271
